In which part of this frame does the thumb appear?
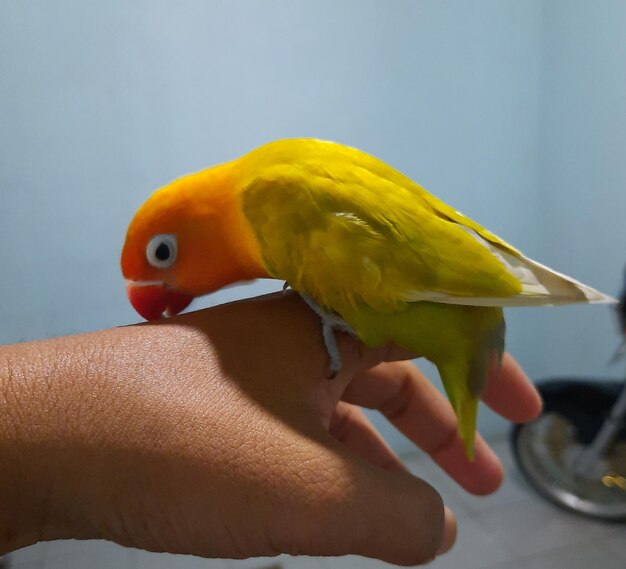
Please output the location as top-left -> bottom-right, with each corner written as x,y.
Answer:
290,442 -> 454,565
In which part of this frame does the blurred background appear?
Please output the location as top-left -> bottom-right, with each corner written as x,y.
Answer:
2,1 -> 626,568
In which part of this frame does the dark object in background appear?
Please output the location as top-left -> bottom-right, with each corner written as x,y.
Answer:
510,268 -> 626,522
510,378 -> 626,521
525,379 -> 626,445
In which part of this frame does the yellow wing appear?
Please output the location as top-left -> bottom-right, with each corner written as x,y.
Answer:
235,140 -> 519,312
235,139 -> 608,312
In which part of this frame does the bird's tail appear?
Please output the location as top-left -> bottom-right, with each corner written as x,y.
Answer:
437,368 -> 482,461
437,318 -> 505,460
449,388 -> 479,460
339,302 -> 506,460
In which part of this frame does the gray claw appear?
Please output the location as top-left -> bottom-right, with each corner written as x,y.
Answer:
299,293 -> 356,379
323,321 -> 342,379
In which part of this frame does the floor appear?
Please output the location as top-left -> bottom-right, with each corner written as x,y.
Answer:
7,438 -> 626,569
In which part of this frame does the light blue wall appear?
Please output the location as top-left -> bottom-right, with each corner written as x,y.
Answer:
3,1 -> 619,453
532,0 -> 626,379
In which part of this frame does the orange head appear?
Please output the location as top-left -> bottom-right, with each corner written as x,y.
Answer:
121,166 -> 268,320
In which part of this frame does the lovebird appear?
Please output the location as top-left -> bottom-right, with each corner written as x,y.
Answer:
121,139 -> 614,458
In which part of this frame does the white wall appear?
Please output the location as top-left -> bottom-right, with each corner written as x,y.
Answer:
5,1 -> 613,453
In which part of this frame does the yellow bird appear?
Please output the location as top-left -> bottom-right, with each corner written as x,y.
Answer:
121,139 -> 614,458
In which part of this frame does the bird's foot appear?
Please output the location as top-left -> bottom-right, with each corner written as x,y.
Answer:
298,293 -> 356,379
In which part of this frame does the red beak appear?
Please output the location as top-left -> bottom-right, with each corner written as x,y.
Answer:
126,283 -> 194,321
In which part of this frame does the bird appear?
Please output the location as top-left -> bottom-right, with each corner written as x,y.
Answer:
121,138 -> 615,458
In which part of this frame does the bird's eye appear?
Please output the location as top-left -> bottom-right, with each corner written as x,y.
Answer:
146,234 -> 177,269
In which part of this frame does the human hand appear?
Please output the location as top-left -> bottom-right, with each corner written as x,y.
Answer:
0,293 -> 541,565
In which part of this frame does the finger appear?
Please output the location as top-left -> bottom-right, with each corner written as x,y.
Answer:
439,506 -> 457,555
481,353 -> 543,423
342,360 -> 503,494
329,401 -> 406,472
328,403 -> 472,540
315,331 -> 417,422
431,432 -> 503,495
299,439 -> 454,565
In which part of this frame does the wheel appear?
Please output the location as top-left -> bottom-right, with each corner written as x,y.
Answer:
510,378 -> 626,522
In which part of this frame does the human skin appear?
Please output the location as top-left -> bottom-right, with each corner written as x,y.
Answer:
0,293 -> 541,565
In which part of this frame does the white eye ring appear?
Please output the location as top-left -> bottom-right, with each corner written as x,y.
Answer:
146,234 -> 178,269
